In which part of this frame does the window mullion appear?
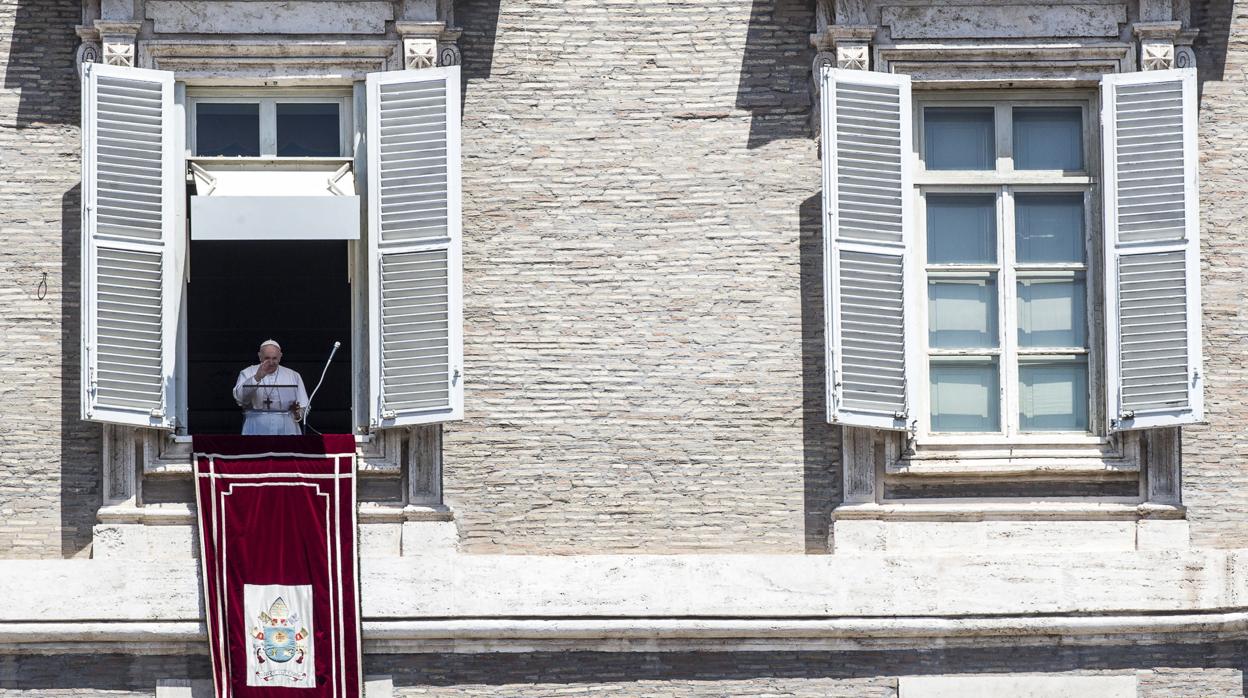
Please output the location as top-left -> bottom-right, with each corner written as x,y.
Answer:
1001,187 -> 1020,437
996,104 -> 1012,174
260,99 -> 276,156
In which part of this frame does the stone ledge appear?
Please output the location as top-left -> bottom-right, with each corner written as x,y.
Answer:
832,501 -> 1186,521
3,550 -> 1245,623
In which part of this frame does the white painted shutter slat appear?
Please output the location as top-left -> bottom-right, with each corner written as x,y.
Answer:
366,67 -> 463,428
81,63 -> 181,428
1102,68 -> 1202,431
822,67 -> 914,431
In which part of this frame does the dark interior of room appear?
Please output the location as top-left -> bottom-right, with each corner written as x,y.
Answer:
187,240 -> 353,434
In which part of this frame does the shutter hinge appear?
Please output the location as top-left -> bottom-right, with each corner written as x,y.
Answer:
1120,410 -> 1135,420
892,411 -> 906,420
150,408 -> 165,419
452,368 -> 461,386
381,409 -> 396,420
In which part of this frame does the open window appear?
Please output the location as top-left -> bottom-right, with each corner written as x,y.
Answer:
819,66 -> 1202,437
80,64 -> 464,434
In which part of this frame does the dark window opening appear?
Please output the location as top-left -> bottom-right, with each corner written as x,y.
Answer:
196,103 -> 260,157
277,103 -> 341,157
187,240 -> 353,434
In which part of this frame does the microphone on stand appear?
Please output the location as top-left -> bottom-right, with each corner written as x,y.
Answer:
302,341 -> 341,435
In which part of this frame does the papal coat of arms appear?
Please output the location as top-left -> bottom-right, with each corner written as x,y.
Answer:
244,586 -> 316,687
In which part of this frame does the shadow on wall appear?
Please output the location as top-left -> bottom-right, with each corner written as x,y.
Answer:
4,0 -> 100,555
369,642 -> 1248,689
800,194 -> 839,553
2,0 -> 81,128
1193,0 -> 1234,95
736,0 -> 818,149
454,0 -> 503,94
61,184 -> 101,557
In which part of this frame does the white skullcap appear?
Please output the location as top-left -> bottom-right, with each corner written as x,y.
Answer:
259,339 -> 282,352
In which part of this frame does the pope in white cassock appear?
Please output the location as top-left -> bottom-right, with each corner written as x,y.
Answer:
233,339 -> 309,435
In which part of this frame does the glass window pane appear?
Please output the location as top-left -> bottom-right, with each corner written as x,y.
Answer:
277,103 -> 341,157
196,103 -> 260,156
929,276 -> 998,348
1019,358 -> 1089,431
1015,193 -> 1085,264
1013,107 -> 1083,171
930,359 -> 1000,432
924,107 -> 995,170
1017,276 -> 1086,348
927,194 -> 997,264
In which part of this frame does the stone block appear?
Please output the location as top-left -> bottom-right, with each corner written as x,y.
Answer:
146,1 -> 392,34
360,523 -> 402,558
1137,519 -> 1191,550
401,520 -> 458,556
833,520 -> 1137,554
364,675 -> 393,698
92,523 -> 198,559
881,4 -> 1127,39
156,679 -> 213,698
899,675 -> 1136,697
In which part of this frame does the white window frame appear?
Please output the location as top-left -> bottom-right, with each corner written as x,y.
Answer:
911,91 -> 1105,447
188,90 -> 353,158
178,86 -> 362,434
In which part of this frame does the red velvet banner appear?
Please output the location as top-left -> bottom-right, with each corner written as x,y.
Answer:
194,434 -> 362,698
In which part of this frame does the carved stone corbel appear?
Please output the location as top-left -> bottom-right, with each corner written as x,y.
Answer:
438,27 -> 462,67
1134,21 -> 1182,71
1175,29 -> 1199,69
95,20 -> 141,67
75,25 -> 102,73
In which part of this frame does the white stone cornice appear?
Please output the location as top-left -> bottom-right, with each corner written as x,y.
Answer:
877,42 -> 1133,85
4,612 -> 1248,655
810,23 -> 876,53
141,40 -> 393,82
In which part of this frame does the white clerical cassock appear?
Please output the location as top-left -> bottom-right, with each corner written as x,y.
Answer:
233,365 -> 310,435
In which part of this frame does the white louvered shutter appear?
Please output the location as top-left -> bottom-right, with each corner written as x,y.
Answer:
365,67 -> 463,427
821,67 -> 914,430
81,63 -> 183,429
1102,69 -> 1203,430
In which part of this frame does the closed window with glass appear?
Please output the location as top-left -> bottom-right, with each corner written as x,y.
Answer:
918,98 -> 1094,437
191,96 -> 349,157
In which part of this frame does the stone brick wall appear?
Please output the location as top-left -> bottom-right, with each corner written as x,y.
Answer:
0,0 -> 100,559
447,0 -> 836,554
1185,0 -> 1248,548
2,0 -> 1247,560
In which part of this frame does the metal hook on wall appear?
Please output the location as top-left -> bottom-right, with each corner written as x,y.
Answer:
36,271 -> 48,300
